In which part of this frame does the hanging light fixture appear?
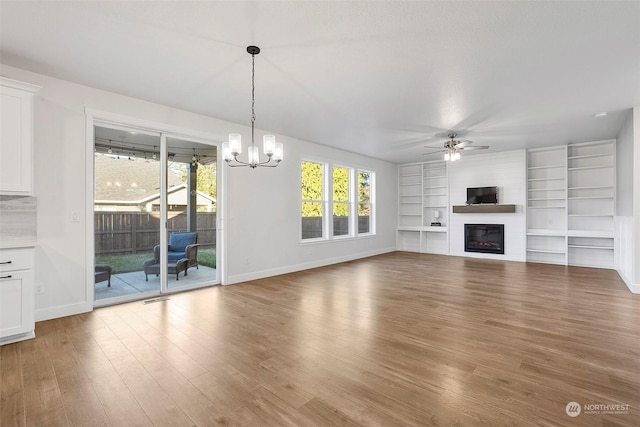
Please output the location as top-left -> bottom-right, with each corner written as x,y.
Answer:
222,46 -> 283,168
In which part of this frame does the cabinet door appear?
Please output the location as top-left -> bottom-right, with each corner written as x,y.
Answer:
0,84 -> 34,194
0,270 -> 34,339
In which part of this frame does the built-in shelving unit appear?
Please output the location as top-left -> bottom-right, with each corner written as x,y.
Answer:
421,161 -> 448,253
525,141 -> 615,268
566,140 -> 615,268
526,145 -> 567,264
397,161 -> 448,254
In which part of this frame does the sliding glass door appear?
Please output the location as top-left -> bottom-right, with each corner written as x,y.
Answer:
93,124 -> 218,306
164,136 -> 217,291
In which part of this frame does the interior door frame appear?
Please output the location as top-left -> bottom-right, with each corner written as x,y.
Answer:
85,108 -> 224,310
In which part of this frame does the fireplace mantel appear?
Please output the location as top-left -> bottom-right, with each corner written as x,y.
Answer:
452,204 -> 516,214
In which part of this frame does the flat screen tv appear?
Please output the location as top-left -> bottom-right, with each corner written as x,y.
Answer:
466,186 -> 498,205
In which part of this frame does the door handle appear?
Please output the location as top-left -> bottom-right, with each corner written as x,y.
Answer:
0,275 -> 13,279
0,260 -> 12,264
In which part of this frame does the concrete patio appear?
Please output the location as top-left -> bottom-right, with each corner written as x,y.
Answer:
95,265 -> 217,300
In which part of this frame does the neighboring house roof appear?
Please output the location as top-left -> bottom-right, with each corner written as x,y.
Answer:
94,154 -> 186,203
94,154 -> 216,208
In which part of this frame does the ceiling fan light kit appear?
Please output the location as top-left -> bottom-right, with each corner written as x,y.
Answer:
222,45 -> 283,169
423,132 -> 489,161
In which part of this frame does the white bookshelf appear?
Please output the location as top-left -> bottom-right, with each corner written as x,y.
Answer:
397,164 -> 422,250
526,146 -> 567,264
421,161 -> 448,253
396,161 -> 449,254
526,140 -> 615,269
566,140 -> 615,268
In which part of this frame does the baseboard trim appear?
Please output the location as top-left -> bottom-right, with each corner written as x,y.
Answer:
616,269 -> 640,294
35,301 -> 91,322
226,247 -> 396,285
0,330 -> 35,346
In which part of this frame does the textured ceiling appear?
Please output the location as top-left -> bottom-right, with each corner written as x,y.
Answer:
1,1 -> 639,163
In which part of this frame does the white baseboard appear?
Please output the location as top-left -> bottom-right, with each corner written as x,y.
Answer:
226,247 -> 396,285
617,269 -> 640,294
0,330 -> 35,346
35,301 -> 91,322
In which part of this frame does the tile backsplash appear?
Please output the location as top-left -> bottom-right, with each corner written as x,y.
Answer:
0,195 -> 36,248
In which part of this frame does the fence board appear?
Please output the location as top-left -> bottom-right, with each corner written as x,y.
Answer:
95,212 -> 216,255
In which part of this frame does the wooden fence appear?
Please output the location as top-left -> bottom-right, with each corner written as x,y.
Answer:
95,212 -> 216,255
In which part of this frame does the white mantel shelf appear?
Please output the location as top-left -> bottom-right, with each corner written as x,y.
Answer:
452,204 -> 517,214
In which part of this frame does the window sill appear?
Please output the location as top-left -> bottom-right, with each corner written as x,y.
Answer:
299,233 -> 376,246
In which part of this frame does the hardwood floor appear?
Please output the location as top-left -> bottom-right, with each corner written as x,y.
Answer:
2,252 -> 639,426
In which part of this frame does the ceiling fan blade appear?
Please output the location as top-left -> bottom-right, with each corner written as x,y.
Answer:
454,140 -> 473,148
422,149 -> 446,155
461,145 -> 489,150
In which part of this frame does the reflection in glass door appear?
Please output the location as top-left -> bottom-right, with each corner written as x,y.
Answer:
93,125 -> 162,305
164,137 -> 217,291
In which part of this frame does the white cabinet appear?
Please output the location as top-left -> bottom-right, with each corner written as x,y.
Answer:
0,77 -> 40,195
0,248 -> 35,345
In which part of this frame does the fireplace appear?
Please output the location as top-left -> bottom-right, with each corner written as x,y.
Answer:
465,224 -> 504,254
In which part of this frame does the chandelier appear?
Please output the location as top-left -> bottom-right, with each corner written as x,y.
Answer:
222,46 -> 283,168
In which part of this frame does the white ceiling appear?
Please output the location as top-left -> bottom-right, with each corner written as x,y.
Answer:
1,1 -> 639,164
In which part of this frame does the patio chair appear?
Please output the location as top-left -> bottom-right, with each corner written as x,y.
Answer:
151,231 -> 200,276
95,264 -> 112,287
152,232 -> 199,273
143,245 -> 188,281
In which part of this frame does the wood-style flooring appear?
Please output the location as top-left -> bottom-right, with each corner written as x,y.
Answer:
2,252 -> 639,426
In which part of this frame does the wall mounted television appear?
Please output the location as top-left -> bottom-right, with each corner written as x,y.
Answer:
466,186 -> 498,205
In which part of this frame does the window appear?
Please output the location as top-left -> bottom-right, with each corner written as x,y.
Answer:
332,166 -> 350,236
357,169 -> 373,234
301,160 -> 325,239
301,160 -> 375,241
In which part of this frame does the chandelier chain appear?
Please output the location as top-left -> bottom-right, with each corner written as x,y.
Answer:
251,52 -> 256,147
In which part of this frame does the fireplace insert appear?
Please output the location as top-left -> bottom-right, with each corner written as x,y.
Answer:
465,224 -> 504,254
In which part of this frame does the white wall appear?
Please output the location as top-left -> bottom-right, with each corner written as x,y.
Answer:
634,106 -> 640,287
0,64 -> 398,321
615,110 -> 636,292
448,150 -> 527,262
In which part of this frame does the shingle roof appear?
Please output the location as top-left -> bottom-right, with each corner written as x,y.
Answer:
94,154 -> 184,202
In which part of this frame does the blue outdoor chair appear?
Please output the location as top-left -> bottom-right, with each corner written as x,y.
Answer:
154,232 -> 199,271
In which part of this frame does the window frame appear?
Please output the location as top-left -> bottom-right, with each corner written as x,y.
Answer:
331,164 -> 353,239
301,159 -> 328,241
300,158 -> 375,243
356,168 -> 375,236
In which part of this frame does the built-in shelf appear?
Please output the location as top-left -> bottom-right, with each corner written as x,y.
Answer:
568,244 -> 613,250
527,229 -> 566,236
452,204 -> 516,213
527,165 -> 565,170
568,165 -> 612,171
526,248 -> 566,254
567,230 -> 614,238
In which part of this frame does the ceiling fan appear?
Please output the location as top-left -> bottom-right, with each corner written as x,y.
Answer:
423,132 -> 489,161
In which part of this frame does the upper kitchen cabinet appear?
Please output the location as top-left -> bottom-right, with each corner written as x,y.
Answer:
0,77 -> 40,195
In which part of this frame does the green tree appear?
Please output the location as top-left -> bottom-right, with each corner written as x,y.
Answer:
333,166 -> 349,216
358,170 -> 370,216
301,161 -> 323,217
173,162 -> 217,211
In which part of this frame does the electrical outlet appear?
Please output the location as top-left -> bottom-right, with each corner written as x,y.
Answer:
35,284 -> 44,294
71,211 -> 80,222
243,257 -> 249,265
